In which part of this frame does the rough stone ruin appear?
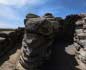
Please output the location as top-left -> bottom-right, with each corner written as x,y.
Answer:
0,13 -> 86,70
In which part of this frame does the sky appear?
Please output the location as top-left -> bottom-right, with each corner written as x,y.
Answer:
0,0 -> 86,28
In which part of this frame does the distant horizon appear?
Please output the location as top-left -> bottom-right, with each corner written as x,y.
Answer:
0,26 -> 24,29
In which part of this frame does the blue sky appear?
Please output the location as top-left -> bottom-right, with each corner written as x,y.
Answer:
0,0 -> 86,28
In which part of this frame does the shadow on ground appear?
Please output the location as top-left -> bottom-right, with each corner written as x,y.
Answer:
42,39 -> 79,70
0,39 -> 79,70
0,43 -> 21,66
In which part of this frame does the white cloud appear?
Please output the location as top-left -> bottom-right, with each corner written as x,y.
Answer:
0,5 -> 23,28
0,0 -> 27,6
0,5 -> 20,21
0,0 -> 46,28
0,0 -> 45,20
0,0 -> 43,7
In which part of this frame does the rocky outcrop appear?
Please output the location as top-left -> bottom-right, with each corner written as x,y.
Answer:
1,13 -> 86,70
74,14 -> 86,70
0,27 -> 24,58
16,13 -> 64,70
63,14 -> 86,70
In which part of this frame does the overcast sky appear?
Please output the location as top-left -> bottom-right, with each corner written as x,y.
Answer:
0,0 -> 86,28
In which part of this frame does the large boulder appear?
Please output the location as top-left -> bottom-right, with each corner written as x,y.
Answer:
74,14 -> 86,70
0,28 -> 24,58
16,13 -> 61,70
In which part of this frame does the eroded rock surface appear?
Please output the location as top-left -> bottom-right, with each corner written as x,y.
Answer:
0,13 -> 86,70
